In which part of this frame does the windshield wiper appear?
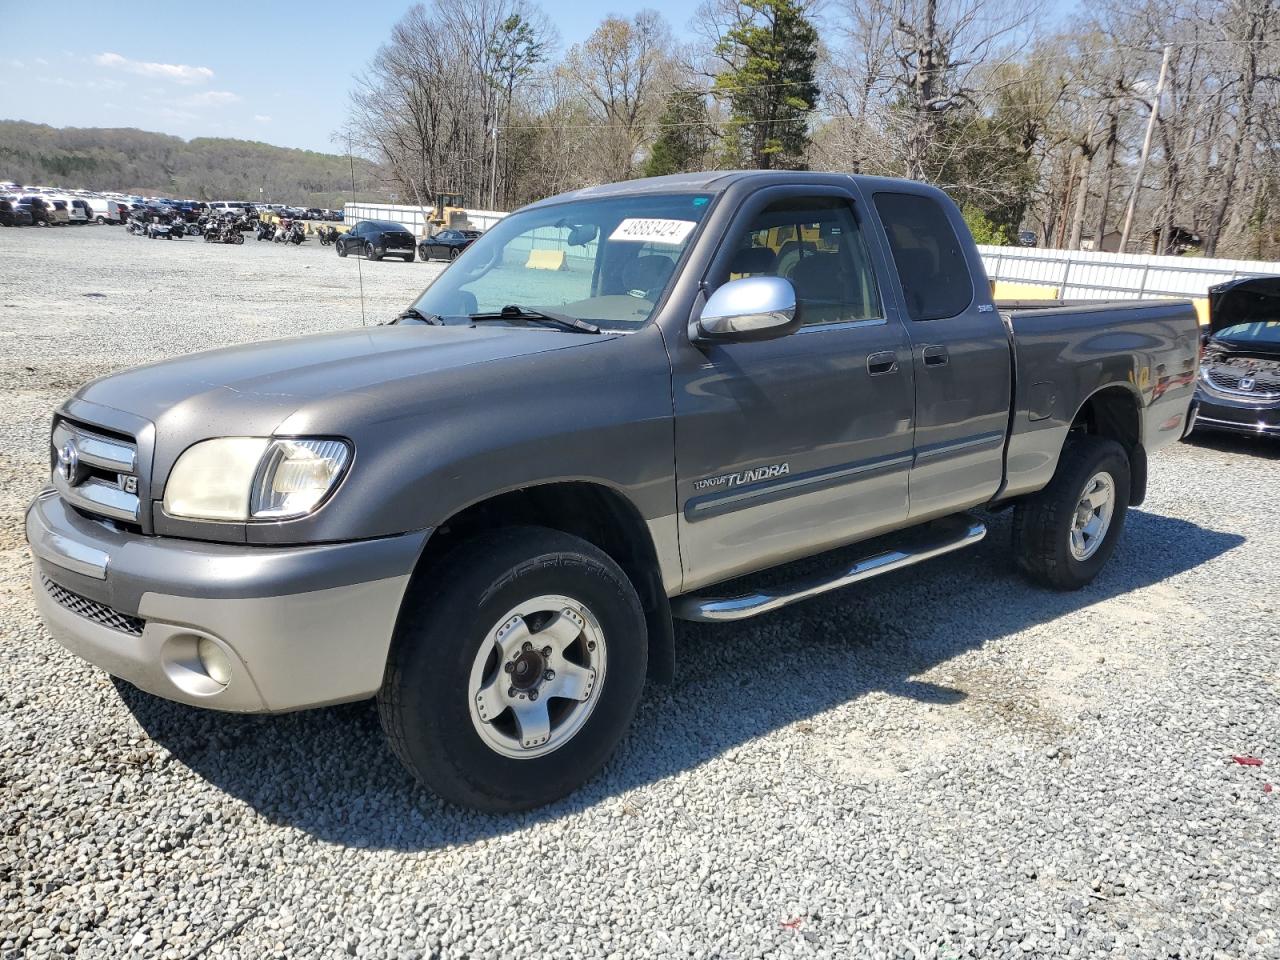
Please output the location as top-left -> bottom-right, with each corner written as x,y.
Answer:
393,307 -> 445,325
469,304 -> 601,334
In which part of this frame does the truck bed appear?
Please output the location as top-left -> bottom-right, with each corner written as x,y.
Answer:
995,298 -> 1201,502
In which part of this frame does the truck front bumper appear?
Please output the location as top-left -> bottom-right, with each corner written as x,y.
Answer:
26,489 -> 428,713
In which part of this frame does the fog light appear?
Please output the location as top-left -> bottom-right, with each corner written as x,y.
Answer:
196,638 -> 232,686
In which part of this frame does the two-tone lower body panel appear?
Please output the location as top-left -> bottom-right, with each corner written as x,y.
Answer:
26,489 -> 428,712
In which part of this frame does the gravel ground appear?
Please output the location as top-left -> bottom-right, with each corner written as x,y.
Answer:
1,225 -> 1278,960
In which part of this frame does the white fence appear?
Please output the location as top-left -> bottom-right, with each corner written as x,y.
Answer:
979,244 -> 1280,301
342,201 -> 507,236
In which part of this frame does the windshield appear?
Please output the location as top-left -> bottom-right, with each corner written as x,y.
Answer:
410,193 -> 713,331
1216,321 -> 1280,345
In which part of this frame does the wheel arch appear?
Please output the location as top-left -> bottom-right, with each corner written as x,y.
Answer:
409,481 -> 676,683
1068,383 -> 1147,505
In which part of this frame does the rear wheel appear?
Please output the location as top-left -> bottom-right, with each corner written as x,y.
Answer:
368,242 -> 382,261
1013,435 -> 1131,590
449,247 -> 460,261
378,527 -> 647,811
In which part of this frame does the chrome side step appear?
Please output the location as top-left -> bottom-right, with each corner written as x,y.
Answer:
671,515 -> 987,623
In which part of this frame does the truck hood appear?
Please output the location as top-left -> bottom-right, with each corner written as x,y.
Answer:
75,323 -> 612,439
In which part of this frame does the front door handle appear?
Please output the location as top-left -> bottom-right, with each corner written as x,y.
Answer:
867,351 -> 899,376
922,345 -> 949,367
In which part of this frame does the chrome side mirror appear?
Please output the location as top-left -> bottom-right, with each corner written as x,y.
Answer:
692,276 -> 800,343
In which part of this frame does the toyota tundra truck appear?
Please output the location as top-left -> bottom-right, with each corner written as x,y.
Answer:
26,172 -> 1200,810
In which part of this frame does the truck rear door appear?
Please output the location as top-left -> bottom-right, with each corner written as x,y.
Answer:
868,191 -> 1012,521
671,185 -> 916,592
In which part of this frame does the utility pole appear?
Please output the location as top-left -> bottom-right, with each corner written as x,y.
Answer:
1119,43 -> 1172,254
488,125 -> 499,210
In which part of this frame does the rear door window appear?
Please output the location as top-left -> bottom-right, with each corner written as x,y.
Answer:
873,192 -> 973,321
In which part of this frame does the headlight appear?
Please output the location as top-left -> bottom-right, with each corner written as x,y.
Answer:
163,437 -> 350,521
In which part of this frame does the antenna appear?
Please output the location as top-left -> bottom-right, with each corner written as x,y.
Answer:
348,131 -> 366,327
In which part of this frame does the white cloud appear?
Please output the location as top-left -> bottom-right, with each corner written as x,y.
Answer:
93,52 -> 213,84
253,114 -> 272,123
183,90 -> 239,107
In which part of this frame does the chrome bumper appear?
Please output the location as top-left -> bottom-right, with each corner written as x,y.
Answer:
26,490 -> 428,713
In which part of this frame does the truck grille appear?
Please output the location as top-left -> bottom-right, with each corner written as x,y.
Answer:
41,575 -> 145,636
50,419 -> 142,526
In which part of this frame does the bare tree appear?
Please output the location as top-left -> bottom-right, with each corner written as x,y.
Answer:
562,11 -> 674,181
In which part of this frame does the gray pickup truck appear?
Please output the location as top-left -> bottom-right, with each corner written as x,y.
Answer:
27,172 -> 1200,810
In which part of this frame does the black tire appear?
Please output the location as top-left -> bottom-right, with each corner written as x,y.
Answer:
449,246 -> 460,261
402,254 -> 414,262
368,242 -> 382,261
234,233 -> 244,245
95,216 -> 105,224
337,241 -> 347,257
1013,435 -> 1131,590
378,527 -> 647,811
416,246 -> 427,262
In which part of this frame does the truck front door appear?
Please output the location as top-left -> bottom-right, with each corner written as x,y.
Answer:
671,186 -> 916,592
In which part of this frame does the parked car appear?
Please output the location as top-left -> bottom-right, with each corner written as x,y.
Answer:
1193,275 -> 1280,437
0,197 -> 34,226
336,220 -> 416,261
46,199 -> 70,225
64,199 -> 92,224
24,171 -> 1199,812
1017,230 -> 1037,247
23,197 -> 58,225
418,228 -> 481,262
83,196 -> 121,224
207,201 -> 250,218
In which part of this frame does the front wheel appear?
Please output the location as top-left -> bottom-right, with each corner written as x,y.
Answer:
337,241 -> 347,257
1013,435 -> 1131,590
367,242 -> 382,261
378,527 -> 647,811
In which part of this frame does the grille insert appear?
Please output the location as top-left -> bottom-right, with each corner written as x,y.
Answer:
41,575 -> 144,636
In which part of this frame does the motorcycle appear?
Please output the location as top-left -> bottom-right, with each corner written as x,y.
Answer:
256,221 -> 276,242
286,221 -> 306,245
203,219 -> 244,244
317,225 -> 339,246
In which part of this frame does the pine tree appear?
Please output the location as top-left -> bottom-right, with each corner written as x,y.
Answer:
643,89 -> 712,177
711,0 -> 819,170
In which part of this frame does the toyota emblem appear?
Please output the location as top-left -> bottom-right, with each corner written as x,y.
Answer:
56,440 -> 80,483
1239,375 -> 1256,392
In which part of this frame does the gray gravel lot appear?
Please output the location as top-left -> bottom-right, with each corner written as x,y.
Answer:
2,225 -> 1278,960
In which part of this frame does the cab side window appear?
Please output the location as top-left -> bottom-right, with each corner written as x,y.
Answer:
872,192 -> 973,321
721,197 -> 882,327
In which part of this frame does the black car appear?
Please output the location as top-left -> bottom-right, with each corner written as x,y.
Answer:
418,228 -> 481,262
1193,275 -> 1280,438
0,197 -> 34,226
23,196 -> 54,225
336,220 -> 416,262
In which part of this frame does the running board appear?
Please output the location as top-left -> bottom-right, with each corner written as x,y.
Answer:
671,515 -> 987,623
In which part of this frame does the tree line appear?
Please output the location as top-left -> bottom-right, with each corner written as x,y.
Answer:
348,0 -> 1280,258
0,121 -> 376,208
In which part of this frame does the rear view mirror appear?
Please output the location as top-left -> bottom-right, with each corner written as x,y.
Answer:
692,276 -> 800,343
566,223 -> 598,247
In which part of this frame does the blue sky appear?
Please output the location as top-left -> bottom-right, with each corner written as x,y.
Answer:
0,0 -> 702,154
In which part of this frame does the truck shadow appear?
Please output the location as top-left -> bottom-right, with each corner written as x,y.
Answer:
115,508 -> 1242,850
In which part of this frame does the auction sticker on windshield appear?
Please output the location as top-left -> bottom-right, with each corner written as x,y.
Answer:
609,218 -> 697,245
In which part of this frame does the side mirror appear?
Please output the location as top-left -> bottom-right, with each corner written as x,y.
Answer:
692,276 -> 800,343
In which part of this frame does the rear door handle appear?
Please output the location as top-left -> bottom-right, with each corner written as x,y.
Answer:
867,351 -> 899,376
922,345 -> 949,367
